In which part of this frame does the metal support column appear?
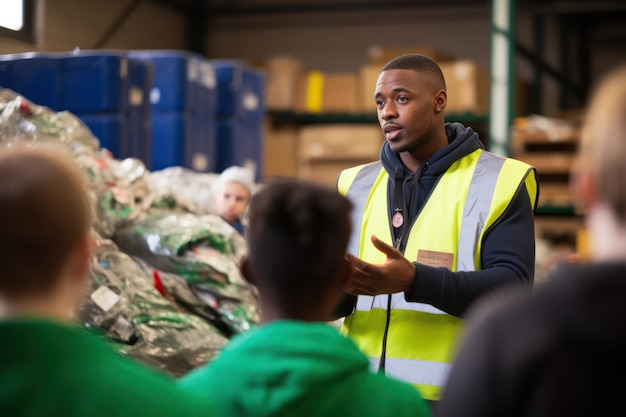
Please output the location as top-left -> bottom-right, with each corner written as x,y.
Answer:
187,0 -> 206,54
578,22 -> 591,105
558,17 -> 572,110
531,15 -> 544,114
489,0 -> 516,157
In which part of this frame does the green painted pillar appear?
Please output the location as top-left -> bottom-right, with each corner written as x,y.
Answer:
531,15 -> 544,115
489,0 -> 516,157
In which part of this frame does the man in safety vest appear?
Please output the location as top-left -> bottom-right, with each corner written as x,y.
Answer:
335,54 -> 538,403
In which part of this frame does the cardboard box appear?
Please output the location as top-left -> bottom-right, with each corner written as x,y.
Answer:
297,124 -> 384,162
360,57 -> 527,116
358,63 -> 384,112
537,183 -> 573,207
440,60 -> 490,114
263,124 -> 298,179
367,46 -> 453,65
265,56 -> 304,110
298,160 -> 374,187
514,153 -> 575,175
297,72 -> 358,113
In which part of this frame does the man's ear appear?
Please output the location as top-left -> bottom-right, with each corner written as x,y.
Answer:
240,257 -> 256,286
434,89 -> 447,112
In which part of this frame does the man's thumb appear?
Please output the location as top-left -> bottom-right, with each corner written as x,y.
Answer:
371,234 -> 399,257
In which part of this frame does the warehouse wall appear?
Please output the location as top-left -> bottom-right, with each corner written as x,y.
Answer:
0,0 -> 187,55
205,7 -> 493,72
206,6 -> 626,117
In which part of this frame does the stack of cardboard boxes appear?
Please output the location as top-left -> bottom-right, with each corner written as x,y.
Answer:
263,46 -> 494,185
510,115 -> 581,208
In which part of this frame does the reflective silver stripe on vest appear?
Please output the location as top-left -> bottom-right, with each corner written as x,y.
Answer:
368,357 -> 451,387
456,151 -> 506,272
345,161 -> 383,257
356,292 -> 447,314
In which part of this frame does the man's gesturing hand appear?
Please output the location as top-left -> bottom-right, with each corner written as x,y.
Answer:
345,234 -> 416,296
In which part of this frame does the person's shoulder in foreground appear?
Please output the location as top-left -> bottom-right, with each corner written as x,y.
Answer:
180,178 -> 430,417
0,145 -> 210,417
435,65 -> 626,417
180,320 -> 429,417
0,318 -> 208,417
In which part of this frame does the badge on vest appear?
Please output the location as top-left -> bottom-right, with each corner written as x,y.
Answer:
417,250 -> 454,270
392,211 -> 403,228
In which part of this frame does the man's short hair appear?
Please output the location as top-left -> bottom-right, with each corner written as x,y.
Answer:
246,179 -> 352,300
0,146 -> 92,297
382,54 -> 446,90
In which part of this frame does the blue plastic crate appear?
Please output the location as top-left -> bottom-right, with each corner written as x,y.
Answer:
249,119 -> 263,179
212,60 -> 266,121
128,58 -> 154,169
243,68 -> 266,123
129,50 -> 200,112
212,60 -> 247,119
77,113 -> 128,158
216,119 -> 262,179
187,59 -> 217,172
0,52 -> 63,110
61,51 -> 130,113
187,117 -> 216,173
196,59 -> 217,118
151,111 -> 194,171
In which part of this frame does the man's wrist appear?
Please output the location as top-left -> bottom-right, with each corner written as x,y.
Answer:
403,262 -> 417,294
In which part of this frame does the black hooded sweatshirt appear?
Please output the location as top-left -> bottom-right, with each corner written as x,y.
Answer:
338,122 -> 536,318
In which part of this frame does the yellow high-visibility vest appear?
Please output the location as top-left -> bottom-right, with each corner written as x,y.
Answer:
337,148 -> 537,401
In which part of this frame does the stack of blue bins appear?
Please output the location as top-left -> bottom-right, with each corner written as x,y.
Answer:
62,50 -> 153,168
212,60 -> 265,180
0,52 -> 64,110
129,50 -> 217,172
0,50 -> 154,169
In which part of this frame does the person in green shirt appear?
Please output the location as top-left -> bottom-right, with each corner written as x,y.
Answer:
0,146 -> 210,417
179,178 -> 430,417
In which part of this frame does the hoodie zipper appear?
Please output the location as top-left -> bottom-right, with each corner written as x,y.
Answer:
378,162 -> 427,374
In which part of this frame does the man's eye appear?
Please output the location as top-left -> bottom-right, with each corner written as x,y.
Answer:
375,100 -> 384,107
398,96 -> 408,103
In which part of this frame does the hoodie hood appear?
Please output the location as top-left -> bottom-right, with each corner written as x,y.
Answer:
181,321 -> 370,416
380,122 -> 484,178
378,122 -> 484,226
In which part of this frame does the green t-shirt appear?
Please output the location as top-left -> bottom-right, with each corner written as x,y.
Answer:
0,318 -> 211,417
180,320 -> 430,417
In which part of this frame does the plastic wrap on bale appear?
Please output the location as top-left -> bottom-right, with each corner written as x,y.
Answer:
114,212 -> 260,336
148,166 -> 220,215
79,235 -> 228,377
0,89 -> 146,238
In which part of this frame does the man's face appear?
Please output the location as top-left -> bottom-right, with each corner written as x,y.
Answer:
213,182 -> 250,224
375,69 -> 438,154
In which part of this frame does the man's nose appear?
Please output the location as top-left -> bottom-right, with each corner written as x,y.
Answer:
380,102 -> 397,121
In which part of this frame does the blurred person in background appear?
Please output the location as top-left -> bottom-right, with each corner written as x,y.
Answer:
435,65 -> 626,417
212,165 -> 255,235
